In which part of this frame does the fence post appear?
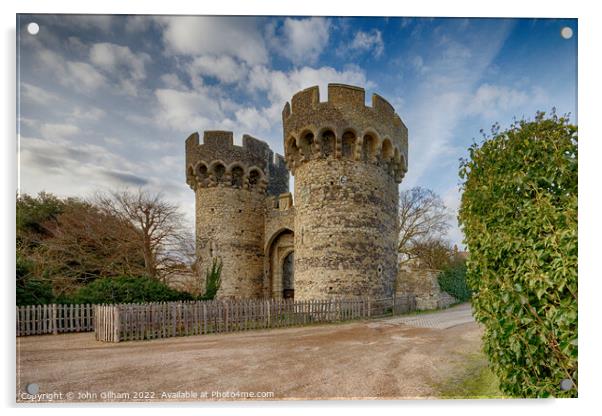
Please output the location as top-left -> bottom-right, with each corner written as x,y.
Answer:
51,304 -> 58,335
225,302 -> 229,332
113,306 -> 120,342
266,300 -> 271,327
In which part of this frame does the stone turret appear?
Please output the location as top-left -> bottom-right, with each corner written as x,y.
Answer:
282,84 -> 408,300
185,131 -> 287,298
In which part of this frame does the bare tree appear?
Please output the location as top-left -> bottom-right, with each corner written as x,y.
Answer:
398,187 -> 451,265
37,201 -> 146,297
95,189 -> 192,282
404,237 -> 456,270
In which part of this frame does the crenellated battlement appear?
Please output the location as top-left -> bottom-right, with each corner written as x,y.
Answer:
282,84 -> 408,183
185,131 -> 287,194
266,192 -> 294,211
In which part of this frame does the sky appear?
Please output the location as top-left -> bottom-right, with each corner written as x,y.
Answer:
16,15 -> 578,247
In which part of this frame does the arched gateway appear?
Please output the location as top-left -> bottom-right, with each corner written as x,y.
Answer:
266,229 -> 294,299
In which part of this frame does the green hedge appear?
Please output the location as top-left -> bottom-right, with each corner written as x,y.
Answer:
458,112 -> 577,397
67,275 -> 194,304
438,262 -> 471,302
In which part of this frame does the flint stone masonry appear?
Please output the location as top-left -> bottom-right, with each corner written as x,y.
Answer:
396,266 -> 458,310
185,84 -> 416,301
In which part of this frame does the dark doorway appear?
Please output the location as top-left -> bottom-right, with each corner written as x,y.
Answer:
282,252 -> 294,299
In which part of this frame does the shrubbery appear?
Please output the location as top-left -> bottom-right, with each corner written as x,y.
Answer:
200,257 -> 222,300
438,262 -> 471,302
68,275 -> 194,304
459,112 -> 577,397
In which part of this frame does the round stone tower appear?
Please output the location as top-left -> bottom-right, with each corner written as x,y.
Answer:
282,84 -> 408,300
185,131 -> 288,299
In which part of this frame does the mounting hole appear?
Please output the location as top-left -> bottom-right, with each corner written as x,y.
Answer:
561,27 -> 573,39
560,379 -> 573,391
26,383 -> 39,394
27,22 -> 39,35
377,264 -> 383,274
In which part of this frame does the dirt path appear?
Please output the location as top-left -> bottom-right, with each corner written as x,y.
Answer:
16,303 -> 482,402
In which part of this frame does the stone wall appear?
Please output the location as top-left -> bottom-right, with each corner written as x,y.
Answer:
194,187 -> 265,299
396,266 -> 458,310
293,159 -> 399,299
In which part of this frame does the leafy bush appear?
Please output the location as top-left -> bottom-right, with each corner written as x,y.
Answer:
68,275 -> 194,304
458,112 -> 577,397
201,257 -> 222,300
438,262 -> 471,302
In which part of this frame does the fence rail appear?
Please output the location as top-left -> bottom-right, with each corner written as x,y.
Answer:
16,304 -> 95,336
95,295 -> 416,343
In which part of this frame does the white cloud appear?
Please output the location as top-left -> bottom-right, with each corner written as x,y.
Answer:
66,61 -> 107,91
465,83 -> 546,118
441,186 -> 464,248
90,43 -> 150,96
350,29 -> 384,58
248,65 -> 373,110
156,16 -> 268,65
160,73 -> 187,90
234,107 -> 272,133
69,106 -> 106,122
19,134 -> 149,197
20,83 -> 61,106
39,15 -> 115,34
68,15 -> 114,33
187,55 -> 246,84
39,123 -> 80,140
38,49 -> 107,92
154,88 -> 225,133
267,17 -> 331,65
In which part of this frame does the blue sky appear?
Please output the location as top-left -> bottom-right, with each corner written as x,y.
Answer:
16,15 -> 577,247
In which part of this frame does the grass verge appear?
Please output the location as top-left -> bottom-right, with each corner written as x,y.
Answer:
434,352 -> 506,399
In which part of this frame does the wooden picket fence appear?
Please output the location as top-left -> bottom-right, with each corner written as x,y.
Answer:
95,295 -> 416,343
16,304 -> 95,336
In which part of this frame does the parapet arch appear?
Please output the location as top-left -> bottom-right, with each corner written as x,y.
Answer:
194,160 -> 209,176
381,137 -> 394,161
208,159 -> 227,173
226,161 -> 246,174
317,126 -> 337,158
247,165 -> 265,179
285,134 -> 298,153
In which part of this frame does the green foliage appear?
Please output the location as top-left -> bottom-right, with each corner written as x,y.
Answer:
16,254 -> 54,305
438,262 -> 472,302
435,352 -> 504,399
16,192 -> 65,241
68,275 -> 194,304
458,111 -> 577,397
201,258 -> 222,300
